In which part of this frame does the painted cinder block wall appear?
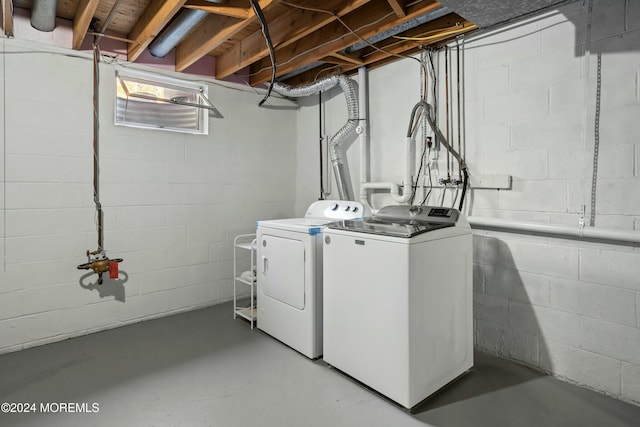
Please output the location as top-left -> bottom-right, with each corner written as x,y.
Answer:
295,0 -> 640,405
0,36 -> 297,354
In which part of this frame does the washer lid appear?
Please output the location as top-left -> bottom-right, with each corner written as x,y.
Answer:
327,218 -> 454,238
326,205 -> 461,238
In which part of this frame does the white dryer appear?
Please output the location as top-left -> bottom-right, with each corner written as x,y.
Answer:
323,205 -> 473,409
256,200 -> 363,359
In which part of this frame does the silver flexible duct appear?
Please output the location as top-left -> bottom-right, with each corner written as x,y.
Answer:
31,0 -> 58,32
273,75 -> 358,200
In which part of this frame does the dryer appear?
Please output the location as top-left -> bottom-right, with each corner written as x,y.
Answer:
256,200 -> 363,359
323,205 -> 473,409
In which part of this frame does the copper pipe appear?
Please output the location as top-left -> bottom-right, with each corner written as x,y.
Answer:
93,40 -> 102,250
456,40 -> 463,181
444,46 -> 450,181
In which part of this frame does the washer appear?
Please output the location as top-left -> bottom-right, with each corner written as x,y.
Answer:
256,200 -> 364,359
322,205 -> 473,409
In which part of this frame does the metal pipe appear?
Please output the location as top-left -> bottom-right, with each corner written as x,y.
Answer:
149,9 -> 208,58
357,67 -> 371,212
444,46 -> 451,181
468,216 -> 640,245
318,92 -> 324,199
456,41 -> 463,181
92,40 -> 102,250
31,0 -> 58,32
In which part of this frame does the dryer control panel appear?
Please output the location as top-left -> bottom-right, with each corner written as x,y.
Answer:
305,200 -> 364,220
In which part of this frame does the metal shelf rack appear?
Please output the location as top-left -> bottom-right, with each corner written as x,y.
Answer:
233,234 -> 257,328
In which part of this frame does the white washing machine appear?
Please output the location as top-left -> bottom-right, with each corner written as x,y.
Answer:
322,205 -> 473,409
256,200 -> 363,359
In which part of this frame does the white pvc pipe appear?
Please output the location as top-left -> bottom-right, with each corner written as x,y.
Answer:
393,136 -> 413,203
360,130 -> 415,208
358,67 -> 372,212
468,216 -> 640,244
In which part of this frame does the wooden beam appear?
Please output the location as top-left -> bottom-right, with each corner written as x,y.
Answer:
1,0 -> 13,37
215,0 -> 370,80
249,0 -> 441,86
175,0 -> 280,72
184,1 -> 251,19
72,0 -> 100,49
386,0 -> 406,17
127,0 -> 187,62
325,52 -> 365,66
281,16 -> 476,86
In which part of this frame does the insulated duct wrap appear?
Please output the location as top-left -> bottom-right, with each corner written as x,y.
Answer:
273,75 -> 358,200
31,0 -> 58,32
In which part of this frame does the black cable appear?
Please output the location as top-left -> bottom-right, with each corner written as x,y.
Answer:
458,168 -> 469,211
409,142 -> 426,205
250,0 -> 276,107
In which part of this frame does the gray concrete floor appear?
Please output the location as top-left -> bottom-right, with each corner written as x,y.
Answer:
1,301 -> 639,427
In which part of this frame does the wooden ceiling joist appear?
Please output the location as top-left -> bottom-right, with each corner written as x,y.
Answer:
386,0 -> 406,17
72,0 -> 100,49
1,0 -> 13,37
184,1 -> 251,19
175,0 -> 280,73
282,15 -> 475,86
249,0 -> 441,86
126,0 -> 187,62
326,52 -> 365,66
215,0 -> 370,80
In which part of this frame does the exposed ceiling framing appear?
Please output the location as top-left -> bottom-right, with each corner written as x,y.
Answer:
3,0 -> 565,86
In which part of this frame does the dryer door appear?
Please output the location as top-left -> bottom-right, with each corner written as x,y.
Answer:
260,234 -> 305,309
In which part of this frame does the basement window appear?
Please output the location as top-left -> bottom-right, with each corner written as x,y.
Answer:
115,69 -> 217,135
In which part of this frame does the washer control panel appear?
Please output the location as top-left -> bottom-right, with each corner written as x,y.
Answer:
305,200 -> 364,220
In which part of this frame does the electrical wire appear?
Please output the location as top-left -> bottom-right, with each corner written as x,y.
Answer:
420,147 -> 434,205
249,6 -> 397,77
249,0 -> 276,106
278,0 -> 427,93
410,140 -> 427,205
392,25 -> 473,42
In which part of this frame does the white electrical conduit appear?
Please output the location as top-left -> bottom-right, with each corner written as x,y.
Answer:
468,216 -> 640,245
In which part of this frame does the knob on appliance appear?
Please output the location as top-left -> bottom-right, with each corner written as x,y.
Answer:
409,206 -> 422,216
330,203 -> 339,211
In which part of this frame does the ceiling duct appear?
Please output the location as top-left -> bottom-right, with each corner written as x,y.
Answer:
437,0 -> 573,28
31,0 -> 58,32
344,7 -> 451,54
148,0 -> 226,58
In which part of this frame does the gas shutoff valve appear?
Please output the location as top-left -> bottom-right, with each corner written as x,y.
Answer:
77,249 -> 123,285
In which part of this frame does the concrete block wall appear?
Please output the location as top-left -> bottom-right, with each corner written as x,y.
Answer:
294,0 -> 639,406
464,0 -> 640,405
0,37 -> 297,354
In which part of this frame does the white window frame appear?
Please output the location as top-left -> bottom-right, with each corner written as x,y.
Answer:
115,68 -> 217,135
